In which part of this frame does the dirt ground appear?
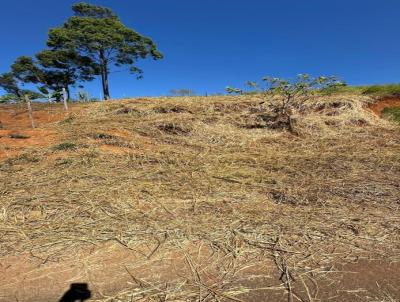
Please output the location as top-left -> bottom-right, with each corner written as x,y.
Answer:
1,242 -> 399,302
0,96 -> 400,301
368,96 -> 400,116
0,103 -> 75,160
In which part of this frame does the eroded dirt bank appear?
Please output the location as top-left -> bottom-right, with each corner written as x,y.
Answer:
368,96 -> 400,116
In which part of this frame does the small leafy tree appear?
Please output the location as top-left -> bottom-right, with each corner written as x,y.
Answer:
47,2 -> 163,100
225,86 -> 243,95
38,86 -> 59,102
77,89 -> 91,102
227,74 -> 345,133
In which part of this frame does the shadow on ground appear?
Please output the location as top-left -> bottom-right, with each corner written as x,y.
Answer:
58,283 -> 91,302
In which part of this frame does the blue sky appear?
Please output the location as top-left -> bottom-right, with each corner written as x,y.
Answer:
1,0 -> 400,99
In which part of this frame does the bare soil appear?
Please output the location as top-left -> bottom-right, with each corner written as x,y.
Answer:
368,97 -> 400,116
0,103 -> 72,160
1,243 -> 399,302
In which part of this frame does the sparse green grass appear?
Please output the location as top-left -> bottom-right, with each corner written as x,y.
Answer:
321,84 -> 400,96
382,107 -> 400,123
2,153 -> 41,165
9,133 -> 30,139
52,142 -> 78,151
59,115 -> 75,124
90,132 -> 117,140
362,84 -> 400,95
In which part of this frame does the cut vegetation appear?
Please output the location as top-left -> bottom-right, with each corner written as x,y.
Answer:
0,93 -> 399,302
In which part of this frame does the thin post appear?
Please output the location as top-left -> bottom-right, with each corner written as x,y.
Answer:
62,88 -> 69,111
24,95 -> 35,129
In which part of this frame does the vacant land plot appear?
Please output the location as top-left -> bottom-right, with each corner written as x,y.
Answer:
0,95 -> 399,302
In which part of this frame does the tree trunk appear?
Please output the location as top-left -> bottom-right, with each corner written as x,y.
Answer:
103,68 -> 110,100
66,86 -> 71,101
24,95 -> 35,129
99,50 -> 111,100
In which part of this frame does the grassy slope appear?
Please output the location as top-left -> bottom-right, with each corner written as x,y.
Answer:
1,95 -> 400,301
321,83 -> 400,96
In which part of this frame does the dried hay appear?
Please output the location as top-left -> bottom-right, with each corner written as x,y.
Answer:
0,94 -> 399,301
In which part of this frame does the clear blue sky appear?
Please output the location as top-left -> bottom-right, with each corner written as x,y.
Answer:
1,0 -> 399,99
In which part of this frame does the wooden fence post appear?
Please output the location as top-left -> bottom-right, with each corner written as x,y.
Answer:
62,88 -> 69,111
24,94 -> 35,129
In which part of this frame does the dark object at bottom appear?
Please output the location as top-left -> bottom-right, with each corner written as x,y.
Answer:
58,283 -> 92,302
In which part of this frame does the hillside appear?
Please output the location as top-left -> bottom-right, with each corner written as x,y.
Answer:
0,95 -> 400,302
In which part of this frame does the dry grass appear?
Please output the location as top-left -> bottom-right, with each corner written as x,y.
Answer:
1,95 -> 399,301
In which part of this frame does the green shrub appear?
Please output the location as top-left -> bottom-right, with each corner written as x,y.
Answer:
226,74 -> 344,133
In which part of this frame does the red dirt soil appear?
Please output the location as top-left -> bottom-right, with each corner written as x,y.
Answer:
0,103 -> 77,160
0,103 -> 135,159
368,97 -> 400,116
1,243 -> 399,302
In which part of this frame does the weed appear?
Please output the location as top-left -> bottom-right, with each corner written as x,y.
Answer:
382,107 -> 400,123
90,133 -> 117,140
9,133 -> 30,139
55,158 -> 74,166
115,106 -> 140,115
78,148 -> 99,165
157,122 -> 191,135
89,132 -> 134,148
153,106 -> 188,114
5,153 -> 41,164
103,139 -> 134,148
59,115 -> 75,124
53,142 -> 78,151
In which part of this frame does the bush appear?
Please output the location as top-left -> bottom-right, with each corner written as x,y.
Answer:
227,74 -> 344,133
